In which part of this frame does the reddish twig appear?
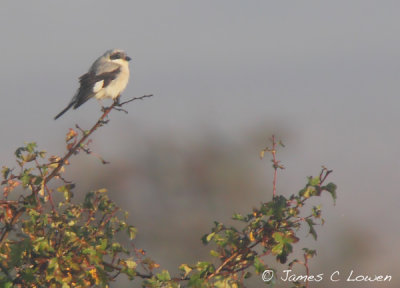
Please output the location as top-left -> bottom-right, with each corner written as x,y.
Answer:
260,135 -> 285,198
207,251 -> 239,280
304,252 -> 310,288
44,94 -> 153,186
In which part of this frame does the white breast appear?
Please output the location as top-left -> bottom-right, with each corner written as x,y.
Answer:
95,65 -> 130,100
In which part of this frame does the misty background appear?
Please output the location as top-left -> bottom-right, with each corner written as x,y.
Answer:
0,1 -> 399,287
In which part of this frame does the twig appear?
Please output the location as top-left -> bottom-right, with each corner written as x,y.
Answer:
102,261 -> 152,279
99,207 -> 119,229
0,208 -> 25,245
80,139 -> 109,164
207,252 -> 239,280
44,103 -> 115,184
260,135 -> 285,198
304,252 -> 310,288
0,200 -> 19,205
44,94 -> 154,186
271,136 -> 278,197
319,167 -> 333,184
118,94 -> 154,106
131,243 -> 151,276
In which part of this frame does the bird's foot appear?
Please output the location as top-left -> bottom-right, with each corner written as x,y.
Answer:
113,97 -> 121,107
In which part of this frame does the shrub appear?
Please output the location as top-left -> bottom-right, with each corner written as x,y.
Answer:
0,99 -> 336,287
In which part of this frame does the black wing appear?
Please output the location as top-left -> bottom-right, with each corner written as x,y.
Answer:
73,67 -> 121,109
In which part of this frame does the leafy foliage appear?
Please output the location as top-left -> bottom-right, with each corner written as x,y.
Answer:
0,103 -> 337,287
0,142 -> 147,287
170,167 -> 336,287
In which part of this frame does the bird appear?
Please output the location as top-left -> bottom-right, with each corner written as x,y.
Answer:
54,49 -> 131,120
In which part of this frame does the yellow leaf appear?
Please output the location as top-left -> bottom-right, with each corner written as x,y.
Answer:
48,156 -> 61,163
66,128 -> 78,141
249,231 -> 255,242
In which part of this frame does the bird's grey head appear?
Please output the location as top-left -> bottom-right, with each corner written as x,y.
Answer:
104,49 -> 131,63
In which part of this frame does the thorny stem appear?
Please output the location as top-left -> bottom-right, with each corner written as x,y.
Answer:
270,135 -> 281,198
304,252 -> 310,288
102,261 -> 152,279
319,167 -> 333,184
44,102 -> 115,185
0,208 -> 24,245
43,94 -> 153,187
207,251 -> 240,280
261,135 -> 284,198
0,94 -> 153,248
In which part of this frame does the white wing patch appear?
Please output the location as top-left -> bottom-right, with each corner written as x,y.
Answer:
92,80 -> 104,93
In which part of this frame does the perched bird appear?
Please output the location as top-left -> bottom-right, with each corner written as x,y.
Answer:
54,49 -> 131,120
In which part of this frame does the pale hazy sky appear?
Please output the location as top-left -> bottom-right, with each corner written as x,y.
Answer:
1,0 -> 400,281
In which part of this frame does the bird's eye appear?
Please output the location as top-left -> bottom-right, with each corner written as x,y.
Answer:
110,53 -> 121,60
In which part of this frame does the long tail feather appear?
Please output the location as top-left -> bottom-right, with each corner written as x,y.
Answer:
54,101 -> 75,120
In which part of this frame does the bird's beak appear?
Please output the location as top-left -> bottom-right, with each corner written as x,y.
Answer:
125,56 -> 131,61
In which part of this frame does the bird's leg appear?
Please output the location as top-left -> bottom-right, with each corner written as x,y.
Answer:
96,99 -> 110,124
114,95 -> 121,106
97,99 -> 106,112
112,95 -> 129,114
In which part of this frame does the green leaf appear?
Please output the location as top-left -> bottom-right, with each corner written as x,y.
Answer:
269,195 -> 287,219
302,186 -> 316,198
21,171 -> 32,186
15,147 -> 26,159
125,260 -> 137,269
188,273 -> 208,287
202,232 -> 215,244
325,182 -> 337,204
214,276 -> 240,288
196,261 -> 215,277
82,247 -> 97,256
1,167 -> 11,179
20,268 -> 36,283
253,256 -> 266,274
156,270 -> 171,281
272,231 -> 298,263
48,257 -> 59,270
98,239 -> 108,250
33,237 -> 54,254
57,184 -> 75,202
308,176 -> 320,186
179,264 -> 192,277
83,192 -> 95,208
311,205 -> 321,218
232,213 -> 246,221
272,232 -> 284,255
22,153 -> 36,162
111,243 -> 123,253
10,239 -> 30,267
209,250 -> 220,257
33,176 -> 43,185
26,142 -> 37,153
306,219 -> 317,240
128,226 -> 137,240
